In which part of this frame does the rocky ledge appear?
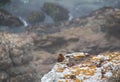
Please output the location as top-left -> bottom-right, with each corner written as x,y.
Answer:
41,52 -> 120,82
0,7 -> 120,82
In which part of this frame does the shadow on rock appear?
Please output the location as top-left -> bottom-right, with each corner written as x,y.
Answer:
0,9 -> 24,27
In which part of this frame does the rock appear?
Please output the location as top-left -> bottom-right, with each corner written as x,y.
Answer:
27,11 -> 45,24
10,73 -> 36,82
11,54 -> 33,66
0,71 -> 9,81
0,9 -> 24,27
90,7 -> 120,39
0,32 -> 36,82
42,2 -> 69,22
42,57 -> 56,65
0,7 -> 120,82
26,7 -> 120,80
7,66 -> 34,77
41,52 -> 120,82
0,45 -> 12,70
104,11 -> 120,39
0,0 -> 10,7
10,48 -> 33,66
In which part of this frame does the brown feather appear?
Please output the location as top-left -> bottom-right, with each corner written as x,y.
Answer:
57,54 -> 64,62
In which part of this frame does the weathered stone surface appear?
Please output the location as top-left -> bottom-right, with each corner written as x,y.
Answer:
0,32 -> 36,82
7,65 -> 34,77
0,45 -> 12,70
42,2 -> 69,22
0,9 -> 24,27
0,71 -> 9,81
10,73 -> 36,82
41,52 -> 120,82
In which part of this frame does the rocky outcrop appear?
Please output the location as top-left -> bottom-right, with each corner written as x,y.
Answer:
0,9 -> 24,27
0,7 -> 120,82
42,2 -> 69,22
27,7 -> 120,80
28,7 -> 120,55
90,7 -> 120,39
41,52 -> 120,82
27,11 -> 45,24
0,32 -> 36,82
104,9 -> 120,39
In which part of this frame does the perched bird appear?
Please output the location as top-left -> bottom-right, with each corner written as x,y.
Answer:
57,54 -> 65,62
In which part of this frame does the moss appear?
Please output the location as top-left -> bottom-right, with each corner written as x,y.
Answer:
27,11 -> 45,24
43,2 -> 69,21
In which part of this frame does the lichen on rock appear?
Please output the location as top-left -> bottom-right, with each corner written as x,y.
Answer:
41,52 -> 120,82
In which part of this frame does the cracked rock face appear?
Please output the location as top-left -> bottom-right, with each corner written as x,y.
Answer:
41,52 -> 120,82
